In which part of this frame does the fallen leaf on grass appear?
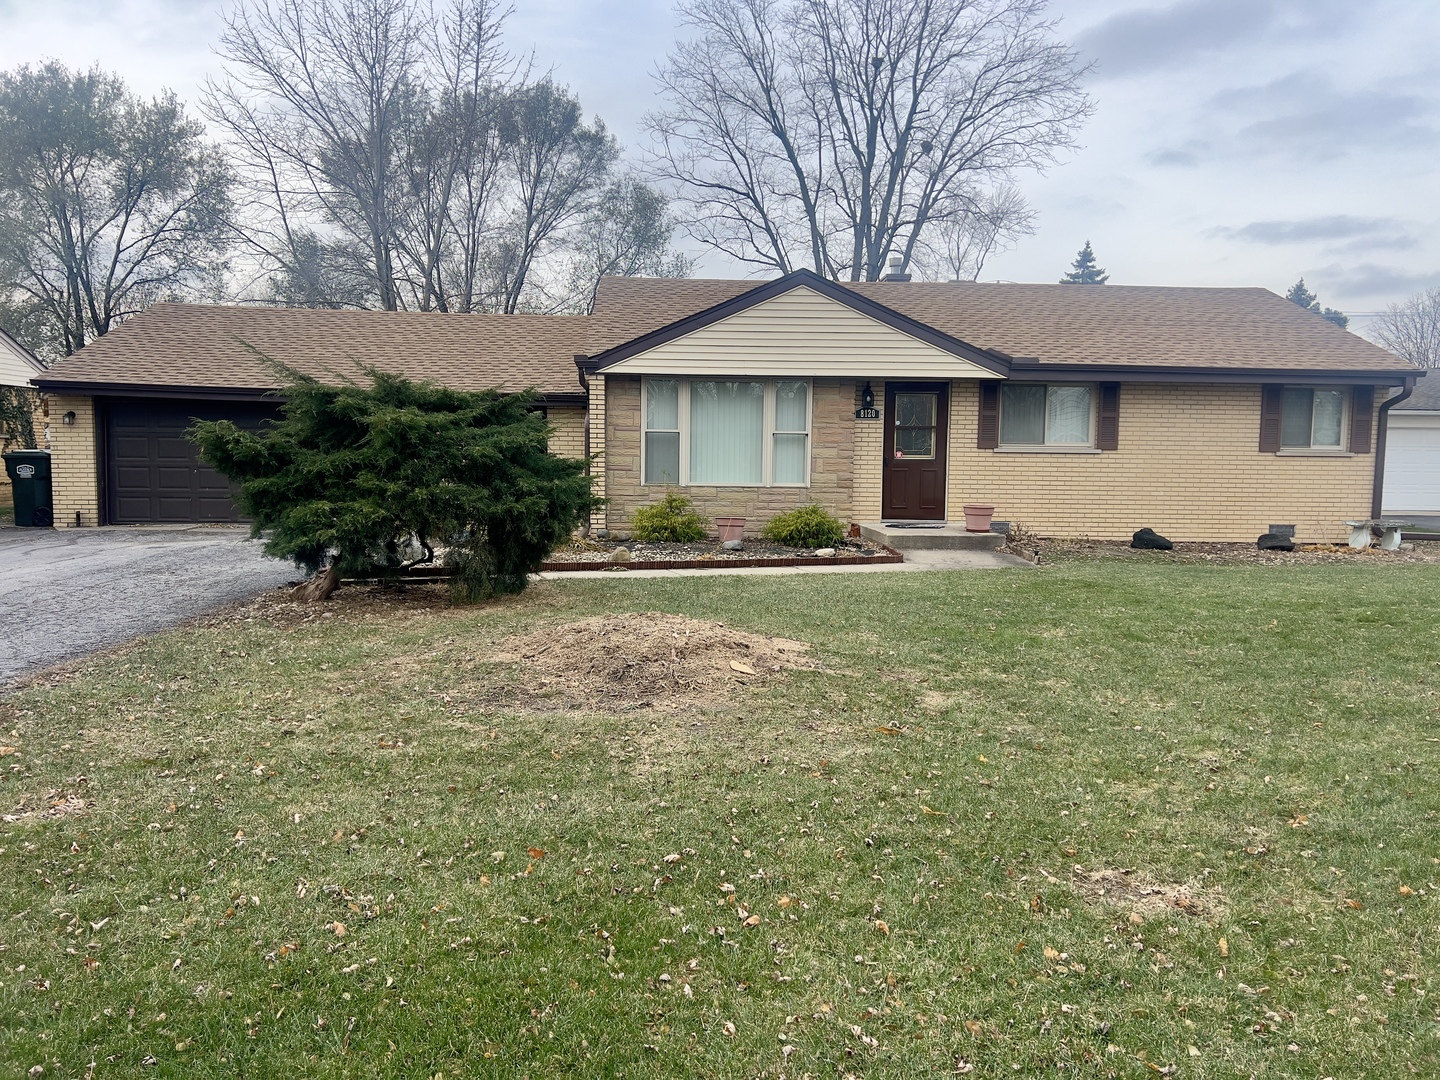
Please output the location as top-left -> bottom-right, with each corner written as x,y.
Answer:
964,1020 -> 984,1037
874,725 -> 903,735
919,805 -> 947,816
1218,937 -> 1229,958
729,661 -> 756,675
743,914 -> 762,928
1043,946 -> 1060,961
0,746 -> 18,756
330,922 -> 347,937
874,920 -> 890,935
777,895 -> 793,908
1399,885 -> 1414,896
527,847 -> 546,860
722,1021 -> 737,1037
1344,898 -> 1363,910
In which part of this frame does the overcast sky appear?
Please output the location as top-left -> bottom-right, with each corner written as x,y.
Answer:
1,0 -> 1437,331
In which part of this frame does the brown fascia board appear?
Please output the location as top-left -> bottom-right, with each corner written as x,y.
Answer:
31,378 -> 589,408
1005,362 -> 1417,385
576,268 -> 1014,376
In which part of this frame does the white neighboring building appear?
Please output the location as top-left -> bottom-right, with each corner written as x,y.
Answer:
0,326 -> 42,389
1383,377 -> 1440,515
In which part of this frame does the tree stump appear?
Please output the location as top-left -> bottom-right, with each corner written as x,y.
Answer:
292,564 -> 340,603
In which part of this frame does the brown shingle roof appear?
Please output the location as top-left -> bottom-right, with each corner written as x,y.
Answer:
1394,372 -> 1438,410
36,303 -> 589,398
587,276 -> 1412,375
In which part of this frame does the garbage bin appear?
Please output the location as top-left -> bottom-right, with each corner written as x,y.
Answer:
3,449 -> 53,527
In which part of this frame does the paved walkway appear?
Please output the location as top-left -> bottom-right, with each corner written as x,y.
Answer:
0,526 -> 294,685
539,548 -> 1033,580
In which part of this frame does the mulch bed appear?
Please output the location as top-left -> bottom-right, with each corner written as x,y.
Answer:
1009,536 -> 1440,566
540,537 -> 900,572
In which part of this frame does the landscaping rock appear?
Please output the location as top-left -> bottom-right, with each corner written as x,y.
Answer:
813,547 -> 836,558
1130,528 -> 1174,551
1256,532 -> 1295,552
721,539 -> 743,551
608,546 -> 631,564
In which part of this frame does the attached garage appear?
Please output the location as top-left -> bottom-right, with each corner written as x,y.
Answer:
101,398 -> 280,524
31,302 -> 590,528
1382,379 -> 1439,515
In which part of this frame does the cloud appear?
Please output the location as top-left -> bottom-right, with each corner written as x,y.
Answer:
1073,0 -> 1355,78
1211,72 -> 1440,161
1318,264 -> 1440,302
1075,0 -> 1278,77
1220,216 -> 1405,244
1145,148 -> 1201,167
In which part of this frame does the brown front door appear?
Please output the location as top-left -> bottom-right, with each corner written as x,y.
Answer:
882,382 -> 948,521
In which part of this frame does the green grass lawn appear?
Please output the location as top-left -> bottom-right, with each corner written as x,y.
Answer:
2,560 -> 1438,1078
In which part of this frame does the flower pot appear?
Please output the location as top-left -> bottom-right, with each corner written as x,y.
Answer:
714,517 -> 746,543
961,504 -> 995,533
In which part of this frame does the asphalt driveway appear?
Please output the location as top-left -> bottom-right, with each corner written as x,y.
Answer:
0,526 -> 295,685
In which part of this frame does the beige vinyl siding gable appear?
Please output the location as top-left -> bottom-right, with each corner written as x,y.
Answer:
600,286 -> 1003,379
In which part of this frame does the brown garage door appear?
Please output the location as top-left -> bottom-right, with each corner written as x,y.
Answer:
104,398 -> 280,524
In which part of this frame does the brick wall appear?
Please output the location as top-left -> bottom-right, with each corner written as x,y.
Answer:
603,375 -> 857,535
943,381 -> 1379,543
547,406 -> 586,460
45,393 -> 99,527
599,376 -> 1381,543
588,376 -> 606,531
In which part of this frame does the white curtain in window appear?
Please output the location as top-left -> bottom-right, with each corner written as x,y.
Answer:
644,380 -> 681,484
1000,385 -> 1045,444
773,380 -> 808,483
1312,389 -> 1345,447
1046,386 -> 1092,444
690,380 -> 764,483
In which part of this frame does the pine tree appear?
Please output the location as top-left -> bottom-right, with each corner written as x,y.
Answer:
192,371 -> 597,602
1060,241 -> 1108,285
1285,278 -> 1348,329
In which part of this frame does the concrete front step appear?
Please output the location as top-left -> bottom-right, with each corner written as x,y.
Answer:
860,521 -> 1006,551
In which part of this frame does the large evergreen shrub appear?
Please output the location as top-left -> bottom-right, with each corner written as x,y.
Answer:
192,371 -> 596,601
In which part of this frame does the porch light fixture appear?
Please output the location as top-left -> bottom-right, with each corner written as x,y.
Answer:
62,411 -> 76,426
861,382 -> 875,411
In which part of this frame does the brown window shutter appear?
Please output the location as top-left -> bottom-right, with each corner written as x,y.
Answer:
977,382 -> 1000,448
1096,382 -> 1120,450
1259,384 -> 1283,452
1349,385 -> 1374,454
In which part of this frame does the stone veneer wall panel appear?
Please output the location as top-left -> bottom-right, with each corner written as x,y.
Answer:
603,375 -> 857,535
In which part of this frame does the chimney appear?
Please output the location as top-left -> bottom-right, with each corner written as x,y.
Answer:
880,253 -> 911,282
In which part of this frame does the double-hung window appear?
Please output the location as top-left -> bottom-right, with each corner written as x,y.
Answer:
643,378 -> 811,486
999,384 -> 1094,447
1280,387 -> 1346,449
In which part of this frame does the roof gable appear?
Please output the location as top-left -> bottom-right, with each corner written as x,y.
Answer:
583,270 -> 1009,377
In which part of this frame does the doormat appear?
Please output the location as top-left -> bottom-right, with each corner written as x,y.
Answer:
882,522 -> 947,529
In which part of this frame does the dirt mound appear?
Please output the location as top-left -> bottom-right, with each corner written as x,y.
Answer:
1069,866 -> 1221,920
491,612 -> 814,711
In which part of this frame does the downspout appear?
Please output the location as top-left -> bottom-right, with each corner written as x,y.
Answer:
1371,376 -> 1417,518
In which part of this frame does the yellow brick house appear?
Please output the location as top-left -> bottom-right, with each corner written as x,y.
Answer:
31,269 -> 1423,543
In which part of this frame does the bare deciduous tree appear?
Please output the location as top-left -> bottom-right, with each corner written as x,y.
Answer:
1371,287 -> 1440,369
647,0 -> 1091,281
0,63 -> 232,358
911,184 -> 1033,281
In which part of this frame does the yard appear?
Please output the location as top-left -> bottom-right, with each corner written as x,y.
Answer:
2,556 -> 1438,1077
